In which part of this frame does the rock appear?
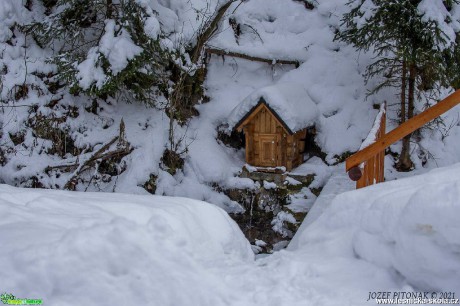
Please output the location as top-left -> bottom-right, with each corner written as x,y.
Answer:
225,168 -> 317,253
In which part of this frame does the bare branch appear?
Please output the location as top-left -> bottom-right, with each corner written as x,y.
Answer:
190,0 -> 238,63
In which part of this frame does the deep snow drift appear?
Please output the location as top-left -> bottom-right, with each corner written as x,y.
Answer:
0,186 -> 252,305
289,163 -> 460,294
1,163 -> 460,305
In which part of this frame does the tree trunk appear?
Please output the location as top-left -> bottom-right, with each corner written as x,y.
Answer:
400,59 -> 407,124
168,1 -> 235,122
190,0 -> 237,63
106,0 -> 112,19
397,62 -> 415,171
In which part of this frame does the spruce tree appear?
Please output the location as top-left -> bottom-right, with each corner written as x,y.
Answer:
335,0 -> 460,171
24,0 -> 172,106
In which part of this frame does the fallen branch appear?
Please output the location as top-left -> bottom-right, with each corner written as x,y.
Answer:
63,136 -> 123,190
206,48 -> 300,67
49,147 -> 132,172
46,163 -> 80,172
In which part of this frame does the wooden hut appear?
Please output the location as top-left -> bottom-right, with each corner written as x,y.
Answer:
227,84 -> 319,171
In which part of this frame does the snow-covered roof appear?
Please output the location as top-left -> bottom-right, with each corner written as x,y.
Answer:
227,83 -> 319,134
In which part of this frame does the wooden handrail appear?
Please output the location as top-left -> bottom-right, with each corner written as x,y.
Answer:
346,90 -> 460,172
348,103 -> 386,188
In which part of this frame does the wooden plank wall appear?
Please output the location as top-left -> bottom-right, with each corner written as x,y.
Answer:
293,129 -> 307,167
242,105 -> 308,170
251,106 -> 285,167
253,106 -> 280,134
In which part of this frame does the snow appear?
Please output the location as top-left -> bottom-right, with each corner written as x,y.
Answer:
263,180 -> 277,190
153,0 -> 226,45
76,20 -> 143,88
284,176 -> 301,186
0,0 -> 28,42
290,169 -> 354,247
355,0 -> 378,29
359,102 -> 385,151
0,185 -> 252,305
271,211 -> 297,238
2,0 -> 460,231
98,20 -> 143,76
144,16 -> 161,39
418,0 -> 460,50
291,163 -> 460,292
208,0 -> 336,62
76,48 -> 107,90
226,83 -> 320,134
3,163 -> 460,304
290,156 -> 332,189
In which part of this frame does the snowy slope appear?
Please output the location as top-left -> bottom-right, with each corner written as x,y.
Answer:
290,163 -> 460,292
2,163 -> 460,305
1,0 -> 460,213
209,0 -> 385,161
0,185 -> 252,305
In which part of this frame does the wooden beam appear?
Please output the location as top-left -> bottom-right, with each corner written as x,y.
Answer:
206,48 -> 300,67
244,125 -> 250,164
346,90 -> 460,171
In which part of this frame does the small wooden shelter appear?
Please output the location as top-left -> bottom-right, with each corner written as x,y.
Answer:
228,84 -> 319,171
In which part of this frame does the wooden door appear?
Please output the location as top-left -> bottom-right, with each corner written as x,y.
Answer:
258,134 -> 277,167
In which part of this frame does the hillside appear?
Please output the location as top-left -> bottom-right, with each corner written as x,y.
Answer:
2,0 -> 460,303
1,0 -> 460,247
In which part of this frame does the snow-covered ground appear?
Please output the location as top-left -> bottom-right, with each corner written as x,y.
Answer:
2,163 -> 459,305
0,185 -> 252,305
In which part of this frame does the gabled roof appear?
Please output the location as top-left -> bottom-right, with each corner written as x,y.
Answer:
227,83 -> 319,135
235,99 -> 294,134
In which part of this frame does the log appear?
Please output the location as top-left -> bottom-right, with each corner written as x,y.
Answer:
348,166 -> 362,181
62,146 -> 133,189
206,48 -> 300,67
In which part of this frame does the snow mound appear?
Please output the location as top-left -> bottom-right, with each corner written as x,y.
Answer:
0,185 -> 253,305
209,0 -> 334,61
227,83 -> 320,133
291,163 -> 460,291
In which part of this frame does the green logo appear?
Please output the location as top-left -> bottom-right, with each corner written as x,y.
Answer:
0,294 -> 14,304
1,293 -> 42,305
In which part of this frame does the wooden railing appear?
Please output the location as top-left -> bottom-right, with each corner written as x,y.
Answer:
346,90 -> 460,189
348,103 -> 386,189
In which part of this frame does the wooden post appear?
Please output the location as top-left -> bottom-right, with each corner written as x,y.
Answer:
244,125 -> 250,164
276,127 -> 283,166
349,102 -> 387,189
286,135 -> 293,171
281,132 -> 287,167
378,120 -> 383,184
356,164 -> 366,189
368,155 -> 375,186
